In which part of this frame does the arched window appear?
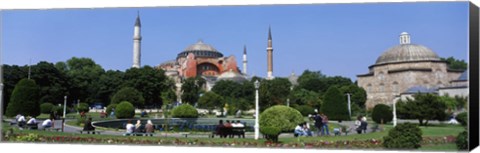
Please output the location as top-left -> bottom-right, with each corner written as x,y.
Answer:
379,83 -> 385,93
392,81 -> 399,94
367,84 -> 372,92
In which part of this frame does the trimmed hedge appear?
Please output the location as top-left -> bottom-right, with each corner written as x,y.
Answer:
111,87 -> 145,107
383,123 -> 422,149
321,86 -> 349,121
259,105 -> 304,132
115,101 -> 135,119
372,104 -> 393,124
456,130 -> 468,150
76,103 -> 90,113
5,79 -> 41,117
171,104 -> 198,118
456,112 -> 467,126
106,104 -> 117,116
40,103 -> 55,114
260,126 -> 281,143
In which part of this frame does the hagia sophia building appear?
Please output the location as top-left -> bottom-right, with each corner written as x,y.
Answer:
131,14 -> 468,108
130,14 -> 276,102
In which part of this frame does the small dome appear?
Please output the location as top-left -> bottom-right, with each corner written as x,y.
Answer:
375,33 -> 440,65
217,69 -> 247,83
375,44 -> 440,65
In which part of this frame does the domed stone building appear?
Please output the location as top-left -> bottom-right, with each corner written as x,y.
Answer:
357,32 -> 464,109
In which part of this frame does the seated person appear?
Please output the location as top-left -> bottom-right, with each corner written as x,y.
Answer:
333,128 -> 341,136
83,117 -> 95,131
145,120 -> 154,135
26,117 -> 37,125
125,120 -> 135,135
17,115 -> 26,128
294,123 -> 307,137
215,120 -> 226,138
302,122 -> 313,136
231,120 -> 244,128
134,120 -> 144,133
141,110 -> 148,117
42,118 -> 53,129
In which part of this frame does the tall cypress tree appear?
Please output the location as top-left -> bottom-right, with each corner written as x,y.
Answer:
5,78 -> 40,117
321,86 -> 349,121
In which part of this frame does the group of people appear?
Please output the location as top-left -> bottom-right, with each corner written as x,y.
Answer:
215,120 -> 245,138
124,120 -> 155,135
294,122 -> 313,137
354,115 -> 368,134
311,112 -> 330,136
14,114 -> 53,129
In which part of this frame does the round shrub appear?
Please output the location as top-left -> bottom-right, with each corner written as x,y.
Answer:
456,130 -> 468,150
115,101 -> 135,119
5,78 -> 40,117
456,112 -> 467,126
383,122 -> 423,149
106,104 -> 117,116
171,104 -> 198,118
52,105 -> 69,115
76,103 -> 90,113
294,105 -> 316,116
40,103 -> 55,114
259,105 -> 304,132
260,126 -> 281,143
372,104 -> 393,124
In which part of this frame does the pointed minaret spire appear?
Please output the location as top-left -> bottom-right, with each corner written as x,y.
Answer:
243,45 -> 248,76
266,26 -> 274,80
132,12 -> 142,68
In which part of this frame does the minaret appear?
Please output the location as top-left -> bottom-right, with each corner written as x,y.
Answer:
132,12 -> 142,68
242,45 -> 248,76
399,32 -> 410,44
266,26 -> 274,80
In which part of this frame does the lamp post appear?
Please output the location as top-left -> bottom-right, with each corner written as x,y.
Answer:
346,93 -> 352,118
393,95 -> 399,127
254,80 -> 260,140
62,96 -> 67,132
287,85 -> 293,107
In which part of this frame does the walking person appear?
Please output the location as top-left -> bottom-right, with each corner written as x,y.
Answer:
321,113 -> 330,136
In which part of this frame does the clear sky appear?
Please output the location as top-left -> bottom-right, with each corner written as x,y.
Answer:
1,2 -> 469,81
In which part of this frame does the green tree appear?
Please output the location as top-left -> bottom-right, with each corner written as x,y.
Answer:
290,88 -> 322,109
260,105 -> 304,142
5,79 -> 41,117
31,61 -> 70,104
339,84 -> 367,109
383,123 -> 423,149
111,87 -> 145,107
297,70 -> 327,93
321,86 -> 349,121
371,104 -> 393,124
258,78 -> 292,112
62,57 -> 105,104
123,66 -> 168,108
171,104 -> 198,118
96,70 -> 125,105
396,93 -> 447,126
440,56 -> 467,71
181,77 -> 204,105
198,91 -> 223,112
2,65 -> 28,114
115,101 -> 135,119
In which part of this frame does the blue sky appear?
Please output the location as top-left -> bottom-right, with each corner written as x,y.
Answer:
1,2 -> 469,81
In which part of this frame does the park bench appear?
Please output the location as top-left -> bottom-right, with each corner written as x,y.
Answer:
78,130 -> 103,134
211,126 -> 246,138
124,132 -> 154,136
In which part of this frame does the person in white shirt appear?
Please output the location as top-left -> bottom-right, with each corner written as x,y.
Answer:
17,115 -> 26,127
294,123 -> 307,136
125,120 -> 135,135
27,117 -> 37,125
355,115 -> 362,134
42,119 -> 52,128
361,116 -> 367,122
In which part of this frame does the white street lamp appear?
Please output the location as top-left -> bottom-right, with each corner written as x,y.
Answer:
346,93 -> 352,118
254,80 -> 260,140
63,96 -> 67,118
393,95 -> 398,127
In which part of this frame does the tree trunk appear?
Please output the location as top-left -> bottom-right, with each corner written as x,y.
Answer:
419,119 -> 423,126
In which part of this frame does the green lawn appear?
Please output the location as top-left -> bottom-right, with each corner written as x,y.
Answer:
419,143 -> 458,151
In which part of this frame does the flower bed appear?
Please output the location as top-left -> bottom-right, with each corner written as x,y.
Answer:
4,133 -> 456,149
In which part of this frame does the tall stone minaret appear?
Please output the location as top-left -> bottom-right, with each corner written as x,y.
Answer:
242,45 -> 248,76
266,26 -> 274,80
132,12 -> 142,68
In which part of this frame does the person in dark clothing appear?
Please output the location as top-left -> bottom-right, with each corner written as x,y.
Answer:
313,113 -> 323,136
83,117 -> 95,133
215,120 -> 226,138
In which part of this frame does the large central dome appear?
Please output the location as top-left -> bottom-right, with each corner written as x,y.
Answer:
375,32 -> 440,65
177,40 -> 223,59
